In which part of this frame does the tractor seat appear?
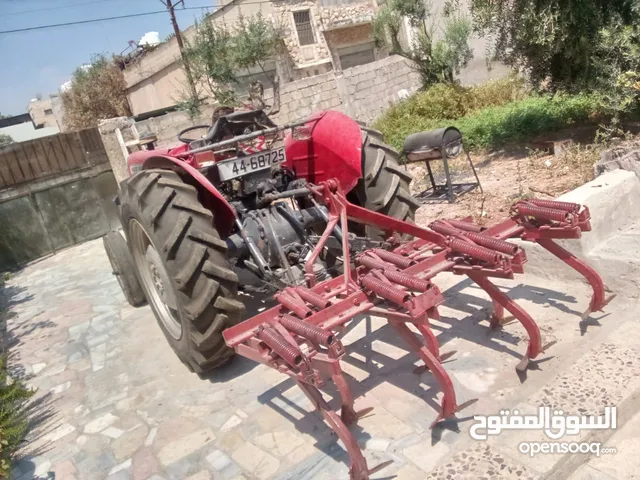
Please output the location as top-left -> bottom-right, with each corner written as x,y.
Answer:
206,109 -> 277,143
403,127 -> 463,161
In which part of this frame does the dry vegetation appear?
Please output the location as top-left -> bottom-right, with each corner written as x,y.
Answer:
410,141 -> 606,228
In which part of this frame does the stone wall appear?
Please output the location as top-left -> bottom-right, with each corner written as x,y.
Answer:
0,167 -> 119,271
341,54 -> 420,122
273,54 -> 420,124
318,3 -> 374,30
108,54 -> 419,164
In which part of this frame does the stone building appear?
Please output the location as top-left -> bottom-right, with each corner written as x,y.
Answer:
28,97 -> 61,129
122,0 -> 387,116
121,0 -> 508,117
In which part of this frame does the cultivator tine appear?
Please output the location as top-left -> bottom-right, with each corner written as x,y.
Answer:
222,180 -> 612,479
296,381 -> 373,480
390,321 -> 461,427
535,239 -> 611,318
467,271 -> 543,362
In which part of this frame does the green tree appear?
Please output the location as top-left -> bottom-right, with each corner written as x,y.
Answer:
184,13 -> 283,111
470,0 -> 639,91
0,134 -> 14,148
373,0 -> 473,87
61,54 -> 132,130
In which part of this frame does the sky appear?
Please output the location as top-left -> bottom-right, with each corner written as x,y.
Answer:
0,0 -> 215,116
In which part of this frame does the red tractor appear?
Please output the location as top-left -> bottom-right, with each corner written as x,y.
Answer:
104,109 -> 417,373
105,108 -> 613,478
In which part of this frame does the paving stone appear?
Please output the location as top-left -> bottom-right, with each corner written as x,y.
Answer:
403,440 -> 451,473
43,423 -> 77,443
52,460 -> 77,477
103,426 -> 125,439
109,458 -> 132,475
206,450 -> 232,471
157,428 -> 216,466
112,425 -> 149,460
231,442 -> 280,480
132,448 -> 161,480
253,431 -> 306,458
75,451 -> 118,478
84,413 -> 119,434
50,381 -> 71,394
185,472 -> 212,480
32,363 -> 47,374
425,444 -> 537,479
220,414 -> 243,432
145,427 -> 158,447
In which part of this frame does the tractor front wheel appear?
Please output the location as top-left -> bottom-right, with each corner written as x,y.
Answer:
119,169 -> 244,373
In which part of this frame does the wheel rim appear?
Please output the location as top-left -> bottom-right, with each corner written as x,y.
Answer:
129,219 -> 182,340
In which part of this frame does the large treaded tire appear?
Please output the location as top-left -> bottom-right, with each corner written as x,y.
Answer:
103,231 -> 146,307
354,130 -> 420,239
119,169 -> 244,373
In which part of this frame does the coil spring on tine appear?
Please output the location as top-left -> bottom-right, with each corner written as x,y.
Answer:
529,199 -> 580,213
466,232 -> 519,255
358,254 -> 394,271
279,314 -> 334,346
382,269 -> 431,292
371,249 -> 414,269
516,204 -> 572,223
361,274 -> 410,305
295,287 -> 331,309
448,238 -> 502,265
430,221 -> 462,237
257,326 -> 304,366
275,292 -> 313,318
445,219 -> 484,233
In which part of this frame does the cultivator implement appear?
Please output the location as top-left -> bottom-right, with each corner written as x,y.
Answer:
223,179 -> 614,480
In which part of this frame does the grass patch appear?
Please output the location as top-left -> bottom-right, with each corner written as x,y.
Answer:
373,77 -> 602,152
0,354 -> 34,477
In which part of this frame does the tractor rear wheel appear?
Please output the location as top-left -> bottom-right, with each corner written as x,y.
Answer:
353,130 -> 420,239
103,231 -> 146,308
119,169 -> 244,373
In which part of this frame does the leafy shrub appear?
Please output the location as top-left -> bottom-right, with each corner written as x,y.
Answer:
0,354 -> 35,477
0,135 -> 13,148
466,75 -> 529,111
452,94 -> 601,149
375,92 -> 601,152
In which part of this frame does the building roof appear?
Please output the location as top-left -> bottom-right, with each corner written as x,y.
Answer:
0,114 -> 31,129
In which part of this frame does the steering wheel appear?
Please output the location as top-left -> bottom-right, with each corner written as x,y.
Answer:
177,124 -> 211,144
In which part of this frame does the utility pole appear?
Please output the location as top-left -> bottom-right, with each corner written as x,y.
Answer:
161,0 -> 198,103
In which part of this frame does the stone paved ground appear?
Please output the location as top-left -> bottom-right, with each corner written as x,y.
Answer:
3,235 -> 640,480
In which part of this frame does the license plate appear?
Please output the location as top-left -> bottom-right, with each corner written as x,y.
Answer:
217,148 -> 286,181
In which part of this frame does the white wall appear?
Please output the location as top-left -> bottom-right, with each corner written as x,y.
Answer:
0,123 -> 59,143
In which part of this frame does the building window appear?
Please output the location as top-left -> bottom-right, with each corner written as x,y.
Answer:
293,10 -> 315,46
44,109 -> 53,115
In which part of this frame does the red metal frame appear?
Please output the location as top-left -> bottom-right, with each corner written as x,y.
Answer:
223,181 -> 614,480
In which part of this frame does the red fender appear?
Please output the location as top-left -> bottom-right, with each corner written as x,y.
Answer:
141,154 -> 237,237
283,110 -> 363,193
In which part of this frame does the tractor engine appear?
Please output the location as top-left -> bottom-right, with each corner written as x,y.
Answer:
223,168 -> 332,283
